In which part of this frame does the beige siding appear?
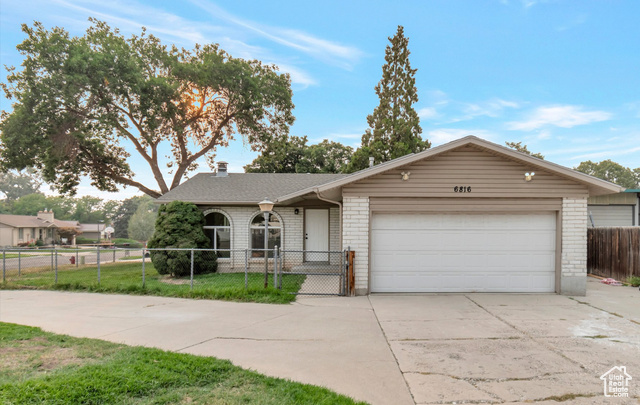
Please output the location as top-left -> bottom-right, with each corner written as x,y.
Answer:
588,192 -> 637,205
0,225 -> 14,246
370,197 -> 562,212
343,146 -> 589,198
587,205 -> 634,227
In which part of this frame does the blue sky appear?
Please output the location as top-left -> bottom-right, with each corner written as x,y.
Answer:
1,0 -> 639,199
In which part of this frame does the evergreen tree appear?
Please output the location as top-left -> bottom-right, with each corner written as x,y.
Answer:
345,26 -> 429,173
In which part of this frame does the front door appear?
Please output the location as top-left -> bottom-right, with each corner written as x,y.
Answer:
305,209 -> 329,261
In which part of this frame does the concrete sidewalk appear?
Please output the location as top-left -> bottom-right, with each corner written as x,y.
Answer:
0,290 -> 413,405
1,279 -> 638,405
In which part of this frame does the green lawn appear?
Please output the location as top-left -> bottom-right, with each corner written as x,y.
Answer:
118,255 -> 143,260
1,262 -> 305,304
1,253 -> 50,259
0,322 -> 366,405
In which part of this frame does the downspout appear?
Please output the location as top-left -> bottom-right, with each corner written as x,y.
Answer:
314,188 -> 343,250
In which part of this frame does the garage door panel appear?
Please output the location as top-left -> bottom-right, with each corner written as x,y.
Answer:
371,213 -> 556,293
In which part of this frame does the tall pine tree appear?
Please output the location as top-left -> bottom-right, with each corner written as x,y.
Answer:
345,26 -> 429,173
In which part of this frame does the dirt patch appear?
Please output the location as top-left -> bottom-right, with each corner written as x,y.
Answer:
0,337 -> 84,374
159,276 -> 190,285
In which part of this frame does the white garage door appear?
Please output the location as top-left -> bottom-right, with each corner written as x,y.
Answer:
371,213 -> 556,293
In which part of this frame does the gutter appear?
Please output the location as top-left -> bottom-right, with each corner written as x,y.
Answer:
313,188 -> 343,250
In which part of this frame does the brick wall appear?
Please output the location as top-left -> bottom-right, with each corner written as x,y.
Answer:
200,206 -> 304,271
342,196 -> 369,295
561,197 -> 588,295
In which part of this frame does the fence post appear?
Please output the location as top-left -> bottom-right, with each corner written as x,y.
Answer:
75,248 -> 79,268
341,249 -> 345,296
113,249 -> 116,263
54,246 -> 58,284
18,251 -> 21,277
97,247 -> 101,284
190,249 -> 194,291
274,246 -> 278,289
278,248 -> 283,290
244,249 -> 248,289
50,249 -> 54,272
2,248 -> 5,283
348,246 -> 355,296
142,248 -> 146,287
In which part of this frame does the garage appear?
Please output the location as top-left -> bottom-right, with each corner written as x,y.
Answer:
370,212 -> 557,293
298,136 -> 624,296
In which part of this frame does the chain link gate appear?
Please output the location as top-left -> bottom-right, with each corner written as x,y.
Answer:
275,248 -> 349,296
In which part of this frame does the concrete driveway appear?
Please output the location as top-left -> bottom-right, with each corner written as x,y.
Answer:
1,278 -> 639,404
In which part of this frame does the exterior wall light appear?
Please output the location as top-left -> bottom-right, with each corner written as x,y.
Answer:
525,172 -> 535,182
401,171 -> 411,181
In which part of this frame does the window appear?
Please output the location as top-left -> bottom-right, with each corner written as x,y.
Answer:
250,213 -> 282,258
18,228 -> 24,240
203,212 -> 231,258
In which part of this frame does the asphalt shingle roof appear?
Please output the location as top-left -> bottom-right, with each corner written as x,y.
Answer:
156,173 -> 348,204
0,214 -> 77,228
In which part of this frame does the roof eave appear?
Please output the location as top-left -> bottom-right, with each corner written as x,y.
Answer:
307,136 -> 624,196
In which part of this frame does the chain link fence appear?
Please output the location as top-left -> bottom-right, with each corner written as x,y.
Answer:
1,246 -> 349,296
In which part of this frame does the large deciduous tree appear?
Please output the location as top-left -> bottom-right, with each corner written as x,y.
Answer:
127,197 -> 157,241
0,169 -> 43,201
575,160 -> 639,189
112,195 -> 153,238
505,141 -> 545,159
345,25 -> 429,173
0,19 -> 294,198
244,135 -> 352,174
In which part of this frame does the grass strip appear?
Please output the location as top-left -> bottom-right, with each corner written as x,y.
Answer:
0,322 -> 365,405
1,262 -> 305,304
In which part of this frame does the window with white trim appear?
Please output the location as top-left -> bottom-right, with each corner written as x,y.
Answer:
250,213 -> 282,258
203,212 -> 231,258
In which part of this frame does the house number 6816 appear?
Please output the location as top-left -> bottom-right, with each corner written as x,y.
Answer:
454,186 -> 471,193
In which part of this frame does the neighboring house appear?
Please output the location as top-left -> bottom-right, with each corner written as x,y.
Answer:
587,189 -> 640,227
157,136 -> 623,296
79,223 -> 107,241
0,210 -> 79,246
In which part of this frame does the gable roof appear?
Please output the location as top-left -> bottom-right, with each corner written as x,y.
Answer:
276,136 -> 624,202
0,214 -> 57,228
155,173 -> 348,205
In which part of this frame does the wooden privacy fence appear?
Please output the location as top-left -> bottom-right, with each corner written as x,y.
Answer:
587,227 -> 640,281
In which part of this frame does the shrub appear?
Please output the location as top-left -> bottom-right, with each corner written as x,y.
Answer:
35,239 -> 44,247
627,276 -> 640,287
112,238 -> 143,248
76,237 -> 96,245
147,201 -> 216,277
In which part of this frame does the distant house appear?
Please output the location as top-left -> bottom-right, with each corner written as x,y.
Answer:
0,210 -> 79,246
79,223 -> 107,241
587,189 -> 640,227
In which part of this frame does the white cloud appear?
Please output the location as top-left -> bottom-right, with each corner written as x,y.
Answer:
570,146 -> 640,161
462,98 -> 520,118
445,98 -> 520,123
506,105 -> 612,131
418,107 -> 438,119
49,0 -> 325,88
273,63 -> 317,88
427,129 -> 496,146
189,0 -> 363,70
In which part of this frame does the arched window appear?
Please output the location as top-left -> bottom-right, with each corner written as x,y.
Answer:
250,213 -> 282,258
203,212 -> 231,258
